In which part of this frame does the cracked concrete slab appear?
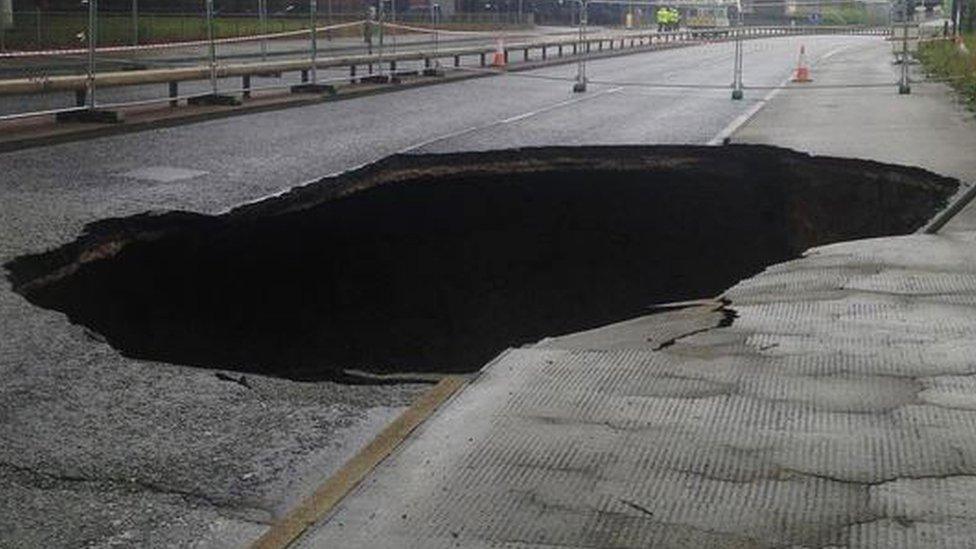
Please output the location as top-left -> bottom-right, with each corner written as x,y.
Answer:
294,229 -> 976,548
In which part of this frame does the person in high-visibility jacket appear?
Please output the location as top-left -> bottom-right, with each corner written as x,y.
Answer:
657,7 -> 680,32
667,8 -> 681,30
656,7 -> 670,31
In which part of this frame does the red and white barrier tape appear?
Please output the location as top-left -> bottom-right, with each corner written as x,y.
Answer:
378,21 -> 500,37
0,19 -> 365,59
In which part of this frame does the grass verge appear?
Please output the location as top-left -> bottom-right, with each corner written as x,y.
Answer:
918,34 -> 976,109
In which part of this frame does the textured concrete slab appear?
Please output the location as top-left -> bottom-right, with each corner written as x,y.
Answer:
296,230 -> 976,548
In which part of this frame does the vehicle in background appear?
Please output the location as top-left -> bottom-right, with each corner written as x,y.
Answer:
686,6 -> 731,27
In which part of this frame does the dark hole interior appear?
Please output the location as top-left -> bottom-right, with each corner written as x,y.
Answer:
4,145 -> 958,382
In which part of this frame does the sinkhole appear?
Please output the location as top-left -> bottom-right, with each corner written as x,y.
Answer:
5,145 -> 958,382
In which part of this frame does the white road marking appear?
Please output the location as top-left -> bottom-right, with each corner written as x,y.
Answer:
400,86 -> 624,153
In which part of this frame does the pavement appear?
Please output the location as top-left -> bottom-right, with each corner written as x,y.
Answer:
290,36 -> 976,548
296,232 -> 976,548
3,31 -> 976,547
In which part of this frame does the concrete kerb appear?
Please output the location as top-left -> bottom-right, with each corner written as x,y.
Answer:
923,181 -> 976,234
248,375 -> 469,549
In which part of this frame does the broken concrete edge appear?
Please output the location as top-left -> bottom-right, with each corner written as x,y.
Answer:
250,299 -> 737,546
248,373 -> 469,549
921,180 -> 976,234
4,144 -> 961,299
0,36 -> 752,155
651,298 -> 738,351
224,144 -> 962,227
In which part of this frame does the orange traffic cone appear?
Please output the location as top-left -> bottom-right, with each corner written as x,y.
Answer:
492,38 -> 506,68
792,45 -> 812,83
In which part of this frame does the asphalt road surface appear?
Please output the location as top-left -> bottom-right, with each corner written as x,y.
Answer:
3,33 -> 883,240
0,33 -> 900,548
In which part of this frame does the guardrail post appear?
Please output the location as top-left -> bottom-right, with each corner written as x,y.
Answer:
523,48 -> 529,61
242,75 -> 251,99
169,82 -> 178,107
480,52 -> 485,66
390,60 -> 396,73
454,55 -> 460,67
350,65 -> 356,83
558,44 -> 563,56
542,46 -> 546,60
301,70 -> 309,83
425,57 -> 431,68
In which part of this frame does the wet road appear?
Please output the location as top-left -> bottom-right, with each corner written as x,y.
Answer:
0,33 -> 889,548
0,33 -> 881,260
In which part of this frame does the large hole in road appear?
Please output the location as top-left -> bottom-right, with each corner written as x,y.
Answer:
5,145 -> 958,381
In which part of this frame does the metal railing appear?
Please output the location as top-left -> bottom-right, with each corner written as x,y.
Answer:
0,23 -> 891,122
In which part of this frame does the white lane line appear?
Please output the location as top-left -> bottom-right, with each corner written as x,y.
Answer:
707,42 -> 858,146
226,86 -> 624,213
400,86 -> 624,154
707,77 -> 789,146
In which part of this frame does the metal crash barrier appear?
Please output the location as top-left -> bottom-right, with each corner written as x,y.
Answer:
0,18 -> 891,123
